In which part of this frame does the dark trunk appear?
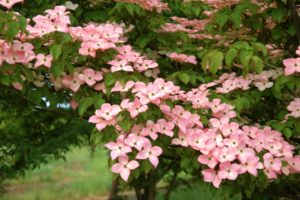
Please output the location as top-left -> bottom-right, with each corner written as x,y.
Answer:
164,171 -> 178,200
287,0 -> 300,45
108,179 -> 119,199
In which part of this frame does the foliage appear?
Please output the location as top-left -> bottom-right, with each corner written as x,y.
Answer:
1,0 -> 300,199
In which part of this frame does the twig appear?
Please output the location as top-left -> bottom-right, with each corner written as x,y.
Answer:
6,87 -> 88,120
262,61 -> 278,69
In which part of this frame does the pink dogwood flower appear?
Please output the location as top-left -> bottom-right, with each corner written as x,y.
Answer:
127,98 -> 148,118
202,169 -> 222,188
136,139 -> 162,169
157,119 -> 175,137
34,54 -> 53,68
62,72 -> 85,92
218,161 -> 240,180
283,58 -> 300,76
263,153 -> 282,172
79,68 -> 103,86
105,135 -> 132,161
111,154 -> 139,182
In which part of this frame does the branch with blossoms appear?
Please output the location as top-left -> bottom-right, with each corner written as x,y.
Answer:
2,0 -> 300,198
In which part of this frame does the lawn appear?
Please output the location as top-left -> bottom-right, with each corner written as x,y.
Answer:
1,145 -> 241,200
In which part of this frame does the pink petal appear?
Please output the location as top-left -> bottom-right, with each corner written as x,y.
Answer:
149,155 -> 159,169
111,163 -> 123,173
136,150 -> 149,159
127,160 -> 139,170
120,168 -> 130,182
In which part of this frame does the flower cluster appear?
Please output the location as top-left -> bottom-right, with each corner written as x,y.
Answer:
168,53 -> 197,65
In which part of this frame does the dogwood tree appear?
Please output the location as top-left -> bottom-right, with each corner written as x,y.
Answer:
2,0 -> 300,199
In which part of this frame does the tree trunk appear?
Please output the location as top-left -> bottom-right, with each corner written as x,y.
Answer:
165,171 -> 178,200
147,173 -> 156,200
287,0 -> 300,45
90,144 -> 95,159
108,179 -> 119,199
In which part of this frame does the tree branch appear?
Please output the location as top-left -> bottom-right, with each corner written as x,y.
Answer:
6,87 -> 88,120
164,171 -> 178,200
287,0 -> 300,45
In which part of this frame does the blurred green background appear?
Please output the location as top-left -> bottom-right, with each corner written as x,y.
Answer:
1,145 -> 241,200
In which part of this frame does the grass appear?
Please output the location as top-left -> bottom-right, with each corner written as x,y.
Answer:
1,145 -> 241,200
2,145 -> 112,200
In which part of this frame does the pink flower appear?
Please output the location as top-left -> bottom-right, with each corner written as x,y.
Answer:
34,54 -> 53,68
79,68 -> 103,86
62,72 -> 85,92
0,0 -> 23,9
263,153 -> 282,172
283,58 -> 300,76
105,135 -> 132,161
127,98 -> 148,118
89,112 -> 114,131
141,120 -> 160,140
207,99 -> 226,113
202,169 -> 222,188
198,152 -> 218,169
216,147 -> 236,163
254,80 -> 273,91
124,134 -> 144,151
95,103 -> 120,121
111,154 -> 139,182
111,81 -> 134,93
4,49 -> 26,64
171,130 -> 190,147
107,60 -> 133,72
136,139 -> 162,169
218,161 -> 240,180
238,156 -> 264,177
79,42 -> 96,57
157,119 -> 174,137
242,126 -> 258,138
220,122 -> 240,137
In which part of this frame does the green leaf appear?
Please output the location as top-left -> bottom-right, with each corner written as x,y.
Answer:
125,3 -> 135,16
231,12 -> 241,27
118,120 -> 132,132
157,38 -> 166,45
178,73 -> 190,85
6,20 -> 20,39
104,73 -> 117,88
219,14 -> 229,28
50,44 -> 62,60
283,128 -> 292,139
222,184 -> 232,199
272,9 -> 283,23
234,98 -> 244,112
27,89 -> 42,105
78,97 -> 94,117
251,42 -> 267,57
0,12 -> 14,20
94,99 -> 106,110
15,15 -> 27,31
139,38 -> 151,48
252,19 -> 262,30
180,156 -> 192,169
0,76 -> 11,85
272,26 -> 282,40
75,6 -> 83,15
208,51 -> 224,74
35,0 -> 43,5
61,33 -> 72,44
192,156 -> 200,170
64,61 -> 74,77
22,68 -> 33,82
289,25 -> 296,36
225,48 -> 238,68
51,61 -> 65,79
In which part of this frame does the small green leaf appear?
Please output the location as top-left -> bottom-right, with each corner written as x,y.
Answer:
225,48 -> 238,68
61,33 -> 73,44
252,19 -> 262,30
125,3 -> 135,16
219,14 -> 229,28
51,61 -> 65,79
208,51 -> 224,74
139,38 -> 151,48
78,97 -> 94,117
283,128 -> 292,139
22,68 -> 33,82
50,44 -> 63,60
234,98 -> 244,112
272,26 -> 282,40
118,120 -> 132,132
231,12 -> 241,27
15,15 -> 27,31
178,73 -> 190,84
272,9 -> 283,23
6,20 -> 20,39
64,61 -> 74,77
289,25 -> 296,36
27,89 -> 42,105
180,156 -> 192,168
